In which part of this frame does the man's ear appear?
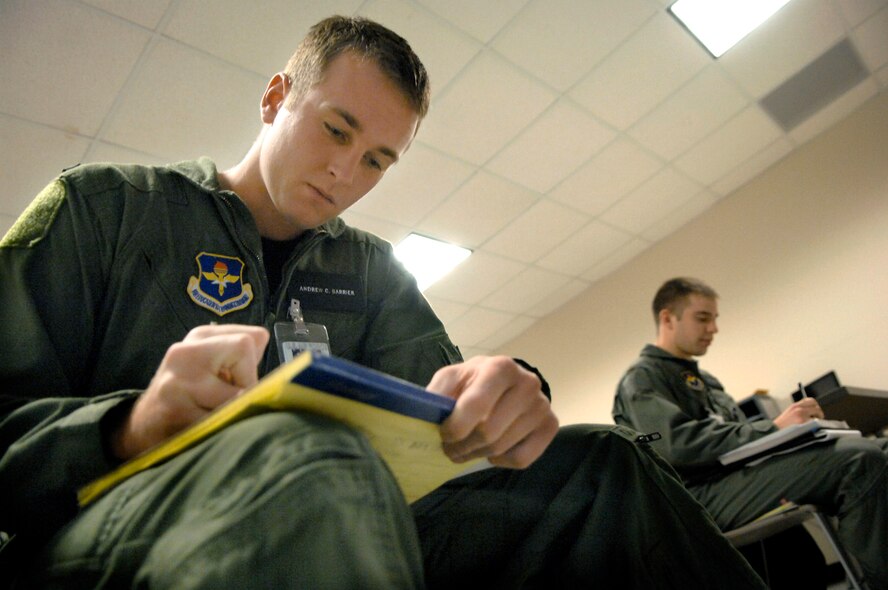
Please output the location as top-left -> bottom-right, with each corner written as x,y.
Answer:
658,308 -> 673,331
260,73 -> 290,124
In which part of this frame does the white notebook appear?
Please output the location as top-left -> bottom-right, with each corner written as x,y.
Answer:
718,419 -> 861,467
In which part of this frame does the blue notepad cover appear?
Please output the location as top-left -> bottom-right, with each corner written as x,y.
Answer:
290,353 -> 455,424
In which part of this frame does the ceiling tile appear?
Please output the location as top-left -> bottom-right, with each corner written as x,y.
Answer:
0,116 -> 91,217
101,38 -> 266,167
548,138 -> 663,215
415,0 -> 529,43
569,12 -> 710,130
533,278 -> 591,317
876,63 -> 888,86
425,251 -> 526,304
82,0 -> 172,29
487,99 -> 615,193
0,216 -> 15,237
641,190 -> 718,242
84,142 -> 169,167
447,307 -> 515,346
424,295 -> 470,326
601,166 -> 703,233
482,199 -> 590,263
445,306 -> 517,348
788,78 -> 879,145
352,143 -> 476,226
480,266 -> 575,316
419,50 -> 557,164
0,0 -> 151,136
628,65 -> 750,161
851,7 -> 888,71
673,106 -> 785,186
835,0 -> 888,26
491,0 -> 656,91
416,170 -> 539,248
710,138 -> 793,197
535,220 -> 633,275
718,0 -> 846,98
582,238 -> 650,282
476,315 -> 538,350
359,0 -> 483,90
164,0 -> 363,76
459,346 -> 491,360
338,210 -> 411,245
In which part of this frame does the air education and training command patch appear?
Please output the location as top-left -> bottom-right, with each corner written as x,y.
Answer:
187,252 -> 253,316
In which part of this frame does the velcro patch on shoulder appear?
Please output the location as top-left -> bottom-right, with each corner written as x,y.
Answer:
1,179 -> 67,248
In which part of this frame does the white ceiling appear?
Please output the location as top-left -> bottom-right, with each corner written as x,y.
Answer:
2,0 -> 887,359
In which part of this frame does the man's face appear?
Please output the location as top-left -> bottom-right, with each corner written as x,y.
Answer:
664,294 -> 719,359
258,51 -> 420,237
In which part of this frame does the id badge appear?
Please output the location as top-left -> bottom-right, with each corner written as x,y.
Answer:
274,298 -> 331,364
274,321 -> 331,363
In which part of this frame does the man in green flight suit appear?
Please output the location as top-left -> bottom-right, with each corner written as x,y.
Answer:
613,276 -> 888,589
1,16 -> 767,590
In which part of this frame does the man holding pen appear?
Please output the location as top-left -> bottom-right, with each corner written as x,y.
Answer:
613,277 -> 888,589
1,18 -> 767,589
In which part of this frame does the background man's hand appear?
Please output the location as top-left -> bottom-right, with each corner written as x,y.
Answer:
427,356 -> 559,469
773,397 -> 825,429
110,324 -> 269,460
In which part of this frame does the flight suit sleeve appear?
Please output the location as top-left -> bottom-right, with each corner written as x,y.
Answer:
0,178 -> 136,543
615,366 -> 775,470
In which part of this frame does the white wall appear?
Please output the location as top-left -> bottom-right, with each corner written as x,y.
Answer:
501,91 -> 888,426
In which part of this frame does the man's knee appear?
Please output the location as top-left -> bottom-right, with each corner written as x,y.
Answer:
214,412 -> 379,467
549,423 -> 679,480
833,437 -> 888,489
128,412 -> 390,525
550,423 -> 639,453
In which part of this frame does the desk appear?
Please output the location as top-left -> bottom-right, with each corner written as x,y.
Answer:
817,386 -> 888,435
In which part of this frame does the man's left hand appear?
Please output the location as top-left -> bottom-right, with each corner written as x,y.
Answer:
427,356 -> 559,469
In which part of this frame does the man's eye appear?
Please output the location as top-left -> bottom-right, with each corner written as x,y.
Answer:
364,155 -> 382,171
325,123 -> 347,141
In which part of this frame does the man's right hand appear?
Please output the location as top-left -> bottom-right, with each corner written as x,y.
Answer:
773,397 -> 825,429
110,324 -> 270,460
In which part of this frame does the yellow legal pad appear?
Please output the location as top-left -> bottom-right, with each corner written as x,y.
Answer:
79,351 -> 482,506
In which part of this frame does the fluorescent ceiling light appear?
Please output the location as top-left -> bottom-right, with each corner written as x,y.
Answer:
669,0 -> 792,58
393,233 -> 472,291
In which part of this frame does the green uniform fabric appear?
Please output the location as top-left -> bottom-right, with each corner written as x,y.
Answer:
613,345 -> 776,485
1,161 -> 766,588
21,413 -> 425,589
414,424 -> 766,589
0,159 -> 457,587
613,344 -> 888,589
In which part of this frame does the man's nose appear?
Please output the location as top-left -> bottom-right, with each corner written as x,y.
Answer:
329,148 -> 361,184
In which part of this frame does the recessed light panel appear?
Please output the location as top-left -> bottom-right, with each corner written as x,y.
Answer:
393,233 -> 472,292
669,0 -> 793,58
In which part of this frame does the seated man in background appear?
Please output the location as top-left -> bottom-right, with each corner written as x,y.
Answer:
0,16 -> 767,590
613,276 -> 888,589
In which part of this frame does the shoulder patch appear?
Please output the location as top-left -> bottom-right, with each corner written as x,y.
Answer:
1,180 -> 67,248
187,252 -> 254,316
682,371 -> 706,392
